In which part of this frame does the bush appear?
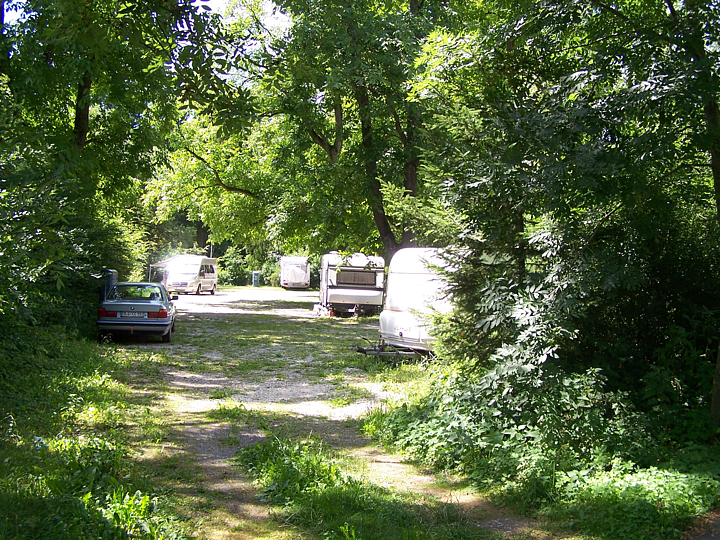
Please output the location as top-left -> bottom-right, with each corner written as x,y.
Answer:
260,260 -> 280,287
218,246 -> 251,285
363,358 -> 720,539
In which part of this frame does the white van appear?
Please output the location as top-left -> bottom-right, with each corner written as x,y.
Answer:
150,255 -> 217,295
319,252 -> 385,315
280,256 -> 311,289
379,248 -> 451,351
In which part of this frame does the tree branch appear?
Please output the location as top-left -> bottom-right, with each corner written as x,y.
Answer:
388,99 -> 409,147
590,0 -> 669,43
308,95 -> 343,163
183,148 -> 258,198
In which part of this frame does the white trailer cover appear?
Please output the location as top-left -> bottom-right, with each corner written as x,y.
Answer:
320,252 -> 385,314
379,248 -> 451,351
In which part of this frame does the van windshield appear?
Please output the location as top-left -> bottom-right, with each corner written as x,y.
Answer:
169,264 -> 198,276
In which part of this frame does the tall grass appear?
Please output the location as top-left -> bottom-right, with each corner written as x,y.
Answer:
235,437 -> 495,540
0,325 -> 185,539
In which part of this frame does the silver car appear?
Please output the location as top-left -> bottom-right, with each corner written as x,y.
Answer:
97,282 -> 177,343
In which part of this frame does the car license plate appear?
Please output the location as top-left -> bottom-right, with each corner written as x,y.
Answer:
120,312 -> 147,318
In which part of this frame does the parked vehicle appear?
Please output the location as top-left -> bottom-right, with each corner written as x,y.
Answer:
150,255 -> 217,295
97,282 -> 177,343
280,256 -> 311,289
319,252 -> 385,316
378,248 -> 451,352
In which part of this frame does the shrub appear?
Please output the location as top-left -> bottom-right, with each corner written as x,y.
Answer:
260,260 -> 280,287
218,246 -> 251,285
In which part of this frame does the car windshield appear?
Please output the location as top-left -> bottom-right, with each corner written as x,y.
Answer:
109,285 -> 163,301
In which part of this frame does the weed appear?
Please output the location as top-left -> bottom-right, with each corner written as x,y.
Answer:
209,388 -> 234,399
330,383 -> 374,407
234,437 -> 486,540
0,327 -> 189,539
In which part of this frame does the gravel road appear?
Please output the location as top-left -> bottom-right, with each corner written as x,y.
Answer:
127,286 -> 551,539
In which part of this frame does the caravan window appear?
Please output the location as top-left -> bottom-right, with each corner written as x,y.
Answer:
337,270 -> 376,286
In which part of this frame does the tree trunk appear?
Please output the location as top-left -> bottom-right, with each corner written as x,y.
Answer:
514,211 -> 527,285
355,84 -> 400,259
73,74 -> 92,149
196,221 -> 209,250
400,105 -> 420,247
713,344 -> 720,426
308,94 -> 344,164
705,100 -> 720,231
400,151 -> 419,248
703,99 -> 720,425
681,0 -> 720,425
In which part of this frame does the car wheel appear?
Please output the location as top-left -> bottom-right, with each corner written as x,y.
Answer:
196,284 -> 202,295
162,328 -> 172,343
210,284 -> 216,295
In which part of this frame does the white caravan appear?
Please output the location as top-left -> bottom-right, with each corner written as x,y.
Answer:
280,256 -> 311,289
319,252 -> 385,315
150,254 -> 217,295
379,248 -> 452,351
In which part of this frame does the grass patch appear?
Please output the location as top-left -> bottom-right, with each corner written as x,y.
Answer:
235,437 -> 493,540
209,388 -> 234,399
0,328 -> 188,539
330,383 -> 374,407
208,401 -> 257,423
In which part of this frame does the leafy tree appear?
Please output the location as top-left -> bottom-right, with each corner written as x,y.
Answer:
0,0 -> 227,330
413,0 -> 720,436
195,0 -> 481,258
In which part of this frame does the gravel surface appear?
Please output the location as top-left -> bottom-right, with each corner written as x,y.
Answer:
131,287 -> 551,539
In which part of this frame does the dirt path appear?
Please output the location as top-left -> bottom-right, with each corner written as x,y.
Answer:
129,287 -> 563,539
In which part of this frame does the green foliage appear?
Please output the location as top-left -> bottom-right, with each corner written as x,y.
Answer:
0,437 -> 184,539
218,246 -> 251,285
235,438 -> 351,504
546,463 -> 720,540
260,259 -> 281,287
235,436 -> 485,540
0,328 -> 186,539
364,367 -> 720,539
0,0 -> 229,337
408,0 -> 720,447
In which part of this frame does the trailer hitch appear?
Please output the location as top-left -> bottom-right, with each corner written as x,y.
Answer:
352,338 -> 423,359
